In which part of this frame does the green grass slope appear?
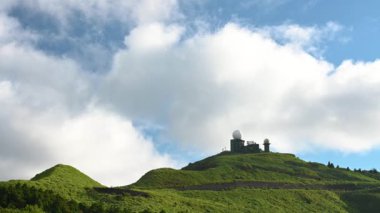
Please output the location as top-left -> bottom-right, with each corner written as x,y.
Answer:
31,164 -> 102,188
132,152 -> 380,189
2,153 -> 380,212
90,187 -> 350,212
3,164 -> 103,201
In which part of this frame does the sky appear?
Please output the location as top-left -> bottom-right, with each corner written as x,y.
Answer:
1,0 -> 380,186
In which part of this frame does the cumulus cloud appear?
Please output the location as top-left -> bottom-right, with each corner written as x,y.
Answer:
0,0 -> 180,73
124,23 -> 183,51
0,6 -> 176,185
3,0 -> 178,25
0,64 -> 174,186
103,22 -> 380,155
260,21 -> 343,55
0,14 -> 37,45
0,82 -> 174,185
1,0 -> 380,186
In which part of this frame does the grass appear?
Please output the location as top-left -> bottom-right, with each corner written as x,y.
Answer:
132,152 -> 380,189
339,188 -> 380,212
2,164 -> 103,203
2,152 -> 380,212
85,188 -> 350,212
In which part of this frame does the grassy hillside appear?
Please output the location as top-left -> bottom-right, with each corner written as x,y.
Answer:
88,187 -> 350,212
132,152 -> 379,189
30,164 -> 103,189
2,152 -> 380,212
2,164 -> 103,202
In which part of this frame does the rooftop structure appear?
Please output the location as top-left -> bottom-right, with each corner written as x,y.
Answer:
230,130 -> 270,153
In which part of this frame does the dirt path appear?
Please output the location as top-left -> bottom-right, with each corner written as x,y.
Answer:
93,187 -> 150,197
176,181 -> 379,191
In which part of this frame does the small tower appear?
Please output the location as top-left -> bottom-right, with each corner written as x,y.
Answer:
230,130 -> 244,152
263,139 -> 270,152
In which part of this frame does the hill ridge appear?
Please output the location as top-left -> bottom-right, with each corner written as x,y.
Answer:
2,152 -> 380,212
32,164 -> 78,180
31,163 -> 103,188
132,152 -> 380,189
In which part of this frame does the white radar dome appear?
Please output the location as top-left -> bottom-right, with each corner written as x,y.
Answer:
232,130 -> 242,140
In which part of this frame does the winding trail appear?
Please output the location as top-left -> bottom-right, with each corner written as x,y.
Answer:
176,181 -> 379,191
93,181 -> 380,197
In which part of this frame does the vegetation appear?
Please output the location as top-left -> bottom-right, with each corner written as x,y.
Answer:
1,152 -> 380,212
3,164 -> 103,203
133,152 -> 380,189
0,183 -> 86,212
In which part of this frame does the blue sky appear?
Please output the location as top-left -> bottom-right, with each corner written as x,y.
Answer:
181,0 -> 380,65
9,1 -> 380,70
1,0 -> 380,185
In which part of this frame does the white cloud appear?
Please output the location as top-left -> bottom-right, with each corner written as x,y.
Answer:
0,42 -> 89,112
51,107 -> 174,186
103,22 -> 380,155
0,1 -> 16,12
0,14 -> 37,45
129,0 -> 179,24
0,0 -> 181,72
0,81 -> 12,99
3,0 -> 178,25
124,23 -> 183,51
1,0 -> 380,186
0,18 -> 175,185
0,78 -> 174,186
260,21 -> 343,55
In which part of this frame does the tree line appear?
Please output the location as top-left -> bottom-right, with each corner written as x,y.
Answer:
0,183 -> 133,213
327,161 -> 379,173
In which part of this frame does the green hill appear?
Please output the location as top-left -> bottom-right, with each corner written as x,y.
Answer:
3,164 -> 103,202
1,153 -> 380,212
31,164 -> 103,189
132,152 -> 379,189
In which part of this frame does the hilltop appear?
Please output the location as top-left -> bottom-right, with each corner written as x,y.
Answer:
1,152 -> 380,212
31,164 -> 102,186
2,164 -> 102,203
132,152 -> 380,189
